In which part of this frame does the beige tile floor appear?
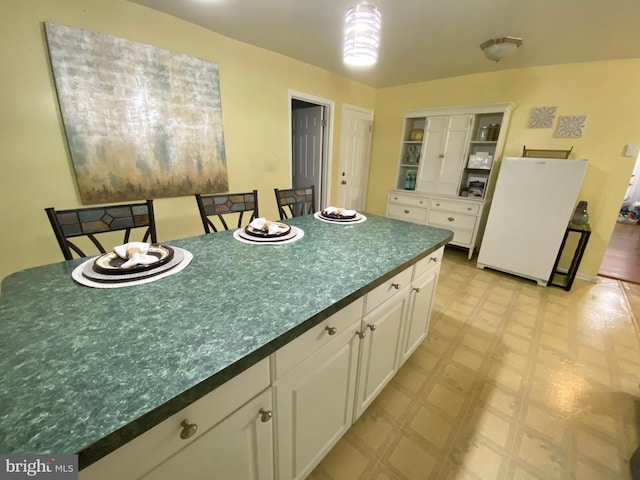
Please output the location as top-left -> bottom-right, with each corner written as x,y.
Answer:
308,247 -> 640,480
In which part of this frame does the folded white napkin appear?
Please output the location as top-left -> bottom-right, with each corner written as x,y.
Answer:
324,206 -> 357,217
249,218 -> 289,235
113,242 -> 158,269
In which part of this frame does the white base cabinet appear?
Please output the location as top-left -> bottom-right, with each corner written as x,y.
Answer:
141,388 -> 274,480
387,190 -> 483,259
80,249 -> 444,480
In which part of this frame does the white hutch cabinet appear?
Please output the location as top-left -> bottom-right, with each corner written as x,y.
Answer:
387,103 -> 513,259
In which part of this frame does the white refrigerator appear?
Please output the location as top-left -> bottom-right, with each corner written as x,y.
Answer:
477,156 -> 587,286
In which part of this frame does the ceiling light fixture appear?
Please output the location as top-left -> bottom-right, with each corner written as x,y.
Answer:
343,1 -> 381,67
480,36 -> 523,62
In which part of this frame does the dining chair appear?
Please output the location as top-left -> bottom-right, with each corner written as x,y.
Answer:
195,190 -> 259,233
45,200 -> 157,260
274,186 -> 316,220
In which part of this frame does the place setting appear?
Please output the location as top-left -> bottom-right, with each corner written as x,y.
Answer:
314,206 -> 367,224
233,217 -> 304,245
71,241 -> 193,288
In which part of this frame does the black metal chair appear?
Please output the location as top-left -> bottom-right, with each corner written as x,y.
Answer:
522,145 -> 573,159
45,200 -> 157,260
274,186 -> 315,220
195,190 -> 259,233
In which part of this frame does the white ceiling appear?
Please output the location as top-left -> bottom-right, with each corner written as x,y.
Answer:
130,0 -> 640,88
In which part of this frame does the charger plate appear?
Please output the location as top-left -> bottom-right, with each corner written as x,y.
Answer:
72,247 -> 193,288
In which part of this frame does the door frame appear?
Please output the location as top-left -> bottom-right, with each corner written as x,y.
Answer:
288,90 -> 335,208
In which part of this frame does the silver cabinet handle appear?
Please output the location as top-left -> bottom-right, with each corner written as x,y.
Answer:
467,207 -> 472,211
438,154 -> 444,158
413,287 -> 422,293
325,326 -> 337,335
429,257 -> 438,263
259,408 -> 273,423
391,283 -> 400,289
435,203 -> 440,206
367,324 -> 376,331
419,200 -> 424,204
356,330 -> 366,339
404,209 -> 410,214
448,217 -> 455,222
179,419 -> 198,439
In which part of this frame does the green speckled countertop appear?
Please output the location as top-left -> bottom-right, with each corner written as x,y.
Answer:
0,213 -> 452,468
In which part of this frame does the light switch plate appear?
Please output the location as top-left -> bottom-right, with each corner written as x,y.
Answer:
625,144 -> 638,157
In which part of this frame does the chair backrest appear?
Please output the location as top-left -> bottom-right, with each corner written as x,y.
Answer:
274,186 -> 315,220
45,200 -> 157,260
522,145 -> 573,159
195,190 -> 259,233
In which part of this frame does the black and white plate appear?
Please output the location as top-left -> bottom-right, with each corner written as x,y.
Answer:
83,248 -> 185,283
244,222 -> 291,238
314,211 -> 367,224
93,245 -> 174,274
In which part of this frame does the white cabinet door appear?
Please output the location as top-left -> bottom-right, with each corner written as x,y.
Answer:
401,267 -> 438,365
140,388 -> 274,480
418,116 -> 447,193
417,115 -> 471,195
438,115 -> 472,195
354,289 -> 409,420
274,321 -> 361,480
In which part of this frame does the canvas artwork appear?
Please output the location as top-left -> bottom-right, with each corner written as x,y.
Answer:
527,106 -> 556,128
556,115 -> 587,138
45,23 -> 229,204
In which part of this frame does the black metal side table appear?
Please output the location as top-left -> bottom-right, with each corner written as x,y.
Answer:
548,222 -> 591,291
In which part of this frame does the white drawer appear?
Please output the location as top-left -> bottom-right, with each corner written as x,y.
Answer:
430,198 -> 480,215
365,267 -> 412,315
272,297 -> 364,379
389,192 -> 429,208
387,203 -> 427,224
428,210 -> 477,230
447,228 -> 474,247
81,359 -> 271,480
413,246 -> 444,280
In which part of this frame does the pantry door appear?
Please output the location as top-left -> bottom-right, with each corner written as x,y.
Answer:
337,104 -> 374,211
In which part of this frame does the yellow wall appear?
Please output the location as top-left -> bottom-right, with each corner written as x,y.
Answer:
0,0 -> 375,282
2,1 -> 638,283
367,62 -> 640,277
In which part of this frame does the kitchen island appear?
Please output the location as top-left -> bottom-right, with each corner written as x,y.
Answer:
0,213 -> 452,477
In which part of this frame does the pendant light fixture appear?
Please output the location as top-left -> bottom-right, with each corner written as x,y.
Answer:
343,1 -> 381,67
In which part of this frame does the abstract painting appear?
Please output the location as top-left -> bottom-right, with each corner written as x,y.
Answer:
527,106 -> 556,128
555,115 -> 587,138
45,23 -> 229,204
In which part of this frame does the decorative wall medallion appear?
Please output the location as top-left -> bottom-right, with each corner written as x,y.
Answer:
555,115 -> 587,138
528,106 -> 556,128
45,23 -> 229,204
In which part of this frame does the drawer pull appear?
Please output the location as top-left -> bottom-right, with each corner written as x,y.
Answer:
179,419 -> 198,439
435,203 -> 440,206
467,207 -> 472,211
259,408 -> 273,423
404,209 -> 410,214
438,154 -> 444,158
367,324 -> 377,331
448,217 -> 455,222
413,287 -> 422,293
393,196 -> 398,200
356,330 -> 366,339
429,257 -> 439,263
419,200 -> 424,204
391,283 -> 401,290
325,326 -> 337,335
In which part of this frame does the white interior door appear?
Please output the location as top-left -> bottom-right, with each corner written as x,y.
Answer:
292,105 -> 323,192
337,105 -> 373,210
